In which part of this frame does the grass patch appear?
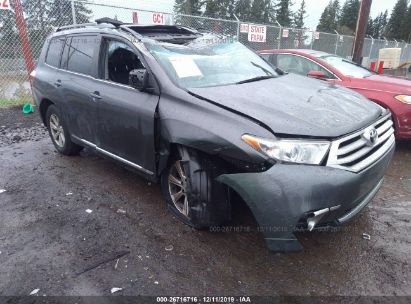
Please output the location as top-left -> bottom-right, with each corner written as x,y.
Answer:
0,98 -> 32,108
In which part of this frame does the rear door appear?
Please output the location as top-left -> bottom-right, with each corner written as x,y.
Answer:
59,35 -> 101,144
93,35 -> 159,175
38,36 -> 66,109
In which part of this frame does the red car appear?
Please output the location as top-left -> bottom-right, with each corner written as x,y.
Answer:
258,49 -> 411,140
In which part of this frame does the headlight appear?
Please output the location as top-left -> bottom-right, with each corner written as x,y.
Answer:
395,95 -> 411,104
242,134 -> 330,165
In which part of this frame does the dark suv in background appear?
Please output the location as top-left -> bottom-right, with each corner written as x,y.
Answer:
31,18 -> 395,252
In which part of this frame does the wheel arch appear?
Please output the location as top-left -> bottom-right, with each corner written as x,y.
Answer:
39,98 -> 55,126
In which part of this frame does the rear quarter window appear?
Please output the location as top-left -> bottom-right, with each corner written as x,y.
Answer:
45,37 -> 65,68
66,35 -> 97,76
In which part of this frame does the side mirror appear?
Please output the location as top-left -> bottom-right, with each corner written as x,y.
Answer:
129,69 -> 149,91
307,70 -> 328,80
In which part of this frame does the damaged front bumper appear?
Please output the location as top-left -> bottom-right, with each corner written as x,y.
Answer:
217,142 -> 395,252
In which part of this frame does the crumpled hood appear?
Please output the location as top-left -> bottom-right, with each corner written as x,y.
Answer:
189,73 -> 382,138
351,74 -> 411,95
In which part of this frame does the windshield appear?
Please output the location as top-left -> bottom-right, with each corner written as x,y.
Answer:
316,54 -> 374,78
145,37 -> 278,88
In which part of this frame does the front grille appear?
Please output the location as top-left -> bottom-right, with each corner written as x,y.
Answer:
327,113 -> 395,172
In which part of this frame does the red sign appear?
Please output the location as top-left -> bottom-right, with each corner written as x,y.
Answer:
282,29 -> 289,38
132,12 -> 139,24
152,13 -> 165,25
240,23 -> 249,33
0,0 -> 10,9
248,25 -> 266,42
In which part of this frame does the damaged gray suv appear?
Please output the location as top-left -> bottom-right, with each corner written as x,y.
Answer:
31,18 -> 395,252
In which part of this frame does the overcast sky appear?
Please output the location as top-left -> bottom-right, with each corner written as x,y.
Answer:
92,0 -> 397,30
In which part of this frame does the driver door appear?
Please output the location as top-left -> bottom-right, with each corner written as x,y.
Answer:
94,35 -> 159,175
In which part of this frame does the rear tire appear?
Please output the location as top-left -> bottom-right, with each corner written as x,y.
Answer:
161,146 -> 230,229
46,105 -> 83,155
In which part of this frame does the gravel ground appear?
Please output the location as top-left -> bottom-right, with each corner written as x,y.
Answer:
0,106 -> 47,147
0,107 -> 410,297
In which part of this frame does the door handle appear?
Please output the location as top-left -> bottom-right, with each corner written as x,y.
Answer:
54,80 -> 62,87
90,91 -> 102,100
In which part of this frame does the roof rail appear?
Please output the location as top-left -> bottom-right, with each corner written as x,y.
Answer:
56,22 -> 117,32
56,17 -> 125,32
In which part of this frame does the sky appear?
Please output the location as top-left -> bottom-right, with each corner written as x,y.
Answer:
90,0 -> 397,30
294,0 -> 396,30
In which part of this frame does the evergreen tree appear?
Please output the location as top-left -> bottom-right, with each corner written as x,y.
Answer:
316,0 -> 339,33
249,0 -> 275,23
203,0 -> 236,19
400,3 -> 411,41
221,0 -> 237,19
0,1 -> 20,59
275,0 -> 293,27
370,11 -> 388,38
204,0 -> 221,18
173,0 -> 202,16
339,0 -> 360,35
294,0 -> 307,29
366,17 -> 373,36
294,0 -> 308,47
234,0 -> 252,21
23,0 -> 52,57
385,0 -> 408,40
48,0 -> 91,27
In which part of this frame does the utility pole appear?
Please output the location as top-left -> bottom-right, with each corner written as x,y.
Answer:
352,0 -> 372,64
71,0 -> 77,24
13,0 -> 34,75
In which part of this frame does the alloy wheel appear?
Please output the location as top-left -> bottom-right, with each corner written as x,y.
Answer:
49,113 -> 65,148
168,160 -> 189,216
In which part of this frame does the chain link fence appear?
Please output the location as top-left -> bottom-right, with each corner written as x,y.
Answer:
1,0 -> 411,104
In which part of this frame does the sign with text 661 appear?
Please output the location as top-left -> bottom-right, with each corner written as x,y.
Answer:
152,13 -> 165,25
0,0 -> 10,10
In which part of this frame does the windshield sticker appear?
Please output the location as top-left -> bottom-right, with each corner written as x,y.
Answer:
169,57 -> 203,78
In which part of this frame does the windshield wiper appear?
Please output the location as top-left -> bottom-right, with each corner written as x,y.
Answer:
236,75 -> 276,84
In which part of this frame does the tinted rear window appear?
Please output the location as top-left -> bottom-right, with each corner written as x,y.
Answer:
45,38 -> 65,68
66,36 -> 97,76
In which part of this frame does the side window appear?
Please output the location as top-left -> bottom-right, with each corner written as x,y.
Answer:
277,54 -> 296,73
277,54 -> 335,79
66,35 -> 97,76
101,38 -> 144,86
45,37 -> 65,68
60,37 -> 71,69
259,53 -> 271,62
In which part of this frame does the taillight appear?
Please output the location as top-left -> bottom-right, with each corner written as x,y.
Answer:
29,69 -> 36,86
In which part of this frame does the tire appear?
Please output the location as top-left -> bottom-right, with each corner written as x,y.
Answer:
161,146 -> 230,229
46,105 -> 83,155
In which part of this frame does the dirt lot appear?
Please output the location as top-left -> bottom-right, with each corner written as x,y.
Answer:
0,107 -> 410,297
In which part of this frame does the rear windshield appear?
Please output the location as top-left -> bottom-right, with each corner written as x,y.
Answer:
315,54 -> 374,78
145,36 -> 278,88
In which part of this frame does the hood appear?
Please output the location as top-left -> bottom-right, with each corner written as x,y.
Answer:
350,74 -> 411,95
189,74 -> 382,138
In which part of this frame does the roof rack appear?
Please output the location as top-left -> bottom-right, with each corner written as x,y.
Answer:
95,17 -> 124,27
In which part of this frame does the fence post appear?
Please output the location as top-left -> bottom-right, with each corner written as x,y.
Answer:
71,0 -> 77,25
368,36 -> 374,60
275,21 -> 282,49
310,31 -> 314,49
334,30 -> 339,55
233,14 -> 240,42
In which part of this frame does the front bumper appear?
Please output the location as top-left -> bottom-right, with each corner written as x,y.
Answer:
217,141 -> 395,252
394,104 -> 411,140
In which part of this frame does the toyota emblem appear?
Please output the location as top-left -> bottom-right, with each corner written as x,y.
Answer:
363,128 -> 378,146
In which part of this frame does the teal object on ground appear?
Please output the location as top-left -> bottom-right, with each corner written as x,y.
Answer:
22,103 -> 34,114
